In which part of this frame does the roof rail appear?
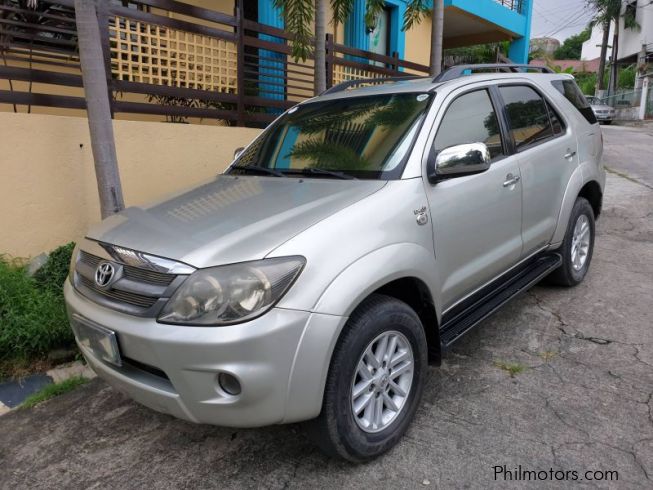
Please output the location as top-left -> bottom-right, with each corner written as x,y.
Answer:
434,64 -> 555,82
322,75 -> 428,95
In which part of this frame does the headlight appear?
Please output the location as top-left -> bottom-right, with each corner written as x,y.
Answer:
157,256 -> 305,326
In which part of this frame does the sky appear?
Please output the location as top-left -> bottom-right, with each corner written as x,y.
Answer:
530,0 -> 595,42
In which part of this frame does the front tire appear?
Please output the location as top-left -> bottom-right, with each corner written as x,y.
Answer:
307,294 -> 428,462
547,197 -> 595,287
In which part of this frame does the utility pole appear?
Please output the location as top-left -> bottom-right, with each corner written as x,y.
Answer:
74,0 -> 125,218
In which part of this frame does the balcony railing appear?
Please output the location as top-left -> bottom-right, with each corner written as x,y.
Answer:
0,0 -> 430,126
493,0 -> 524,14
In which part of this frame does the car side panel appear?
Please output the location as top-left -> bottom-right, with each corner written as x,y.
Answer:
270,179 -> 438,316
518,133 -> 579,256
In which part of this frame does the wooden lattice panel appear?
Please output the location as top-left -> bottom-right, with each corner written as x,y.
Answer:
333,64 -> 385,85
109,16 -> 237,93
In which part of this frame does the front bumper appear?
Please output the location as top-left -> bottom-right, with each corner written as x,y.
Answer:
64,281 -> 344,427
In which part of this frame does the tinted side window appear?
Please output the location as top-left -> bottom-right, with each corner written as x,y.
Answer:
552,79 -> 598,124
434,89 -> 504,160
499,86 -> 554,151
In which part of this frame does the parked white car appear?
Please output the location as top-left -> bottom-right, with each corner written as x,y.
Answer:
65,65 -> 605,462
587,96 -> 615,124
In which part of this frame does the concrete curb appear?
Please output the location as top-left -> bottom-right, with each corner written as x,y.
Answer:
0,361 -> 96,414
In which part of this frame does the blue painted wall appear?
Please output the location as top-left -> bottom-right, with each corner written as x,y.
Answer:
258,1 -> 285,101
257,0 -> 533,66
345,0 -> 406,60
343,0 -> 531,63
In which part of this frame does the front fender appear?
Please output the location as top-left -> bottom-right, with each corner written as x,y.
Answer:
282,242 -> 440,423
314,242 -> 441,318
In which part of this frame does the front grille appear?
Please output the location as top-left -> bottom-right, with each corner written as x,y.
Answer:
79,275 -> 158,309
79,250 -> 175,286
74,248 -> 185,316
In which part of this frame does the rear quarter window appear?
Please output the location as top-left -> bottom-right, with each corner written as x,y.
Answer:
551,79 -> 597,124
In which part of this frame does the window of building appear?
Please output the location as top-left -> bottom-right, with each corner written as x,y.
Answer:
433,90 -> 505,161
345,0 -> 405,65
367,7 -> 391,64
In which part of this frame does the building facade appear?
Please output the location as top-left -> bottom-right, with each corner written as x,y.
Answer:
581,0 -> 653,63
0,0 -> 533,124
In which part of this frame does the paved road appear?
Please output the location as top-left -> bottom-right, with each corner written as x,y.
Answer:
602,125 -> 653,189
1,127 -> 652,489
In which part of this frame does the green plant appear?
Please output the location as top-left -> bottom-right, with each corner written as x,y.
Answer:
32,242 -> 74,293
617,65 -> 636,90
20,375 -> 89,409
494,360 -> 527,378
0,244 -> 76,378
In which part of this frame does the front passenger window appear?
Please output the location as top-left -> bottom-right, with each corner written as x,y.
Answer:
433,89 -> 504,160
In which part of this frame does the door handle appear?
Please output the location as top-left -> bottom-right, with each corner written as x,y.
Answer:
564,150 -> 577,159
503,174 -> 521,187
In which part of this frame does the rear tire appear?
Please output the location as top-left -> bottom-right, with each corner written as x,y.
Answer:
306,294 -> 428,462
547,197 -> 595,287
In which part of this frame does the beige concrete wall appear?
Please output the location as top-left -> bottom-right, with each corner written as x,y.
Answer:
405,19 -> 433,69
0,112 -> 261,258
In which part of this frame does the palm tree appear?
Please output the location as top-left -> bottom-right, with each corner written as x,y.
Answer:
273,0 -> 341,94
402,0 -> 445,76
74,0 -> 125,217
588,0 -> 639,96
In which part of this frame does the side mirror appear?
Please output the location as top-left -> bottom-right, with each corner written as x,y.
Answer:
427,142 -> 491,184
233,147 -> 245,160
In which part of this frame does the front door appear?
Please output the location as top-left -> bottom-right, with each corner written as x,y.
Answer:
424,88 -> 523,310
497,84 -> 579,255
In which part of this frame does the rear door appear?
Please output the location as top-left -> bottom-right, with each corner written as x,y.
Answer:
496,84 -> 578,256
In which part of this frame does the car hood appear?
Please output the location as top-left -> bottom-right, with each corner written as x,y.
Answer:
86,175 -> 386,268
591,104 -> 613,111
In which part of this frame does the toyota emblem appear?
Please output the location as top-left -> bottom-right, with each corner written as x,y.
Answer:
95,262 -> 116,288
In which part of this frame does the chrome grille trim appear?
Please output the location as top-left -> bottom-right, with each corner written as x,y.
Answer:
73,239 -> 193,317
79,250 -> 175,286
79,275 -> 158,309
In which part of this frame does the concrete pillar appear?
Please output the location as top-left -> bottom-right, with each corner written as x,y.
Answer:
508,0 -> 533,63
639,77 -> 649,120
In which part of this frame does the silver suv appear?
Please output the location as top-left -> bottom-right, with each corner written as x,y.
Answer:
65,65 -> 605,462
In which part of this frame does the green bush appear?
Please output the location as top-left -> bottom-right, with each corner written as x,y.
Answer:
0,243 -> 76,375
33,242 -> 75,293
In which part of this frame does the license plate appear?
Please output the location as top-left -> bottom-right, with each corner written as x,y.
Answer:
71,314 -> 121,366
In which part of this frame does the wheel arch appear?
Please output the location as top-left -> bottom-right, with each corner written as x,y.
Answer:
373,278 -> 441,365
283,244 -> 442,423
578,180 -> 603,219
551,168 -> 602,246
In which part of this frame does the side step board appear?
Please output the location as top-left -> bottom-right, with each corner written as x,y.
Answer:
440,254 -> 562,348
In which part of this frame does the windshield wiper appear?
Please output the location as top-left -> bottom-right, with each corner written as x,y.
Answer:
296,167 -> 356,180
232,165 -> 287,178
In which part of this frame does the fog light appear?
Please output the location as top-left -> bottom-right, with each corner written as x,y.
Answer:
218,372 -> 241,396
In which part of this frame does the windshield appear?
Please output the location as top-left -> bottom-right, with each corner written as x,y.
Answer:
228,92 -> 432,179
